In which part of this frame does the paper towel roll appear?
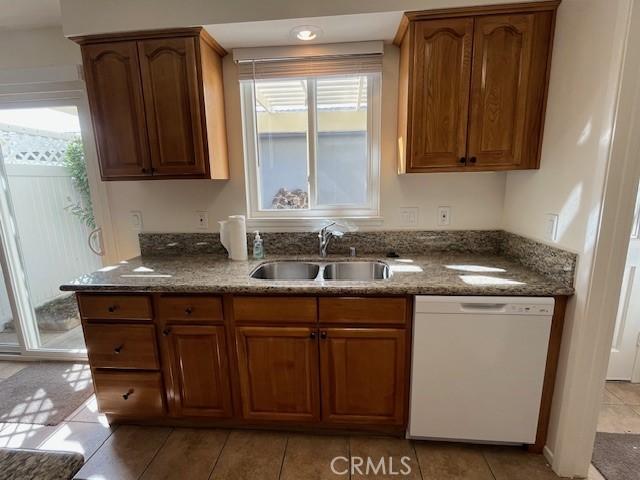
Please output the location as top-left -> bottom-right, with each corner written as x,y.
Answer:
219,215 -> 248,260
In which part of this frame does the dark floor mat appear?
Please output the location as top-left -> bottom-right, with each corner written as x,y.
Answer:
0,362 -> 93,426
592,432 -> 640,480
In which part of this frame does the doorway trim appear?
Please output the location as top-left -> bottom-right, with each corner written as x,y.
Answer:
549,0 -> 640,475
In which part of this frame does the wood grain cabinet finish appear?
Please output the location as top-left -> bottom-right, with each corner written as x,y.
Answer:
93,370 -> 165,417
396,1 -> 558,173
163,325 -> 232,418
235,326 -> 321,422
319,328 -> 406,425
84,324 -> 159,369
77,294 -> 152,321
157,296 -> 223,323
75,28 -> 229,180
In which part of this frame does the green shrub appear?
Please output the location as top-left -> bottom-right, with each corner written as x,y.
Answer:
63,137 -> 95,229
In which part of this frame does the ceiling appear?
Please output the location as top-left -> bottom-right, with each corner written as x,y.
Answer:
0,0 -> 61,31
205,11 -> 403,49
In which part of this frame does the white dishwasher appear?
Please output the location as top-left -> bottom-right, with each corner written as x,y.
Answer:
408,296 -> 553,444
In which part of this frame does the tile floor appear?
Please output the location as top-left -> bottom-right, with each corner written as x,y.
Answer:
0,361 -> 627,479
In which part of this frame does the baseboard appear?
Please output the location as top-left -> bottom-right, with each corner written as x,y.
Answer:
543,445 -> 554,464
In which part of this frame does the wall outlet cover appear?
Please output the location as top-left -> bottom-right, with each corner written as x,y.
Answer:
545,213 -> 559,241
130,210 -> 143,232
437,206 -> 451,226
196,211 -> 209,230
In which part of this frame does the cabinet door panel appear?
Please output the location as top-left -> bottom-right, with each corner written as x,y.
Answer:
82,42 -> 151,178
165,325 -> 232,417
409,18 -> 473,171
138,37 -> 207,176
320,328 -> 406,425
467,14 -> 536,168
235,326 -> 320,422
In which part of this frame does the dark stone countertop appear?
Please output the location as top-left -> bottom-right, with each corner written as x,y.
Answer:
60,252 -> 574,297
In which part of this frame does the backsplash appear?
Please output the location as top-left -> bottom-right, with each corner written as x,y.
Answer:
139,229 -> 577,288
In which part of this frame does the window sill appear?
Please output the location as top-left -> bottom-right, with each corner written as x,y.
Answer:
246,216 -> 384,232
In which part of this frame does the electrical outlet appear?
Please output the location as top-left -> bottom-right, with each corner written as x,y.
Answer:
545,213 -> 559,241
196,211 -> 209,230
399,207 -> 419,226
130,210 -> 143,232
437,206 -> 451,226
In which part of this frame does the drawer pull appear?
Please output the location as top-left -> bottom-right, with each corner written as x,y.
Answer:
107,305 -> 119,313
184,307 -> 193,315
113,344 -> 124,354
162,327 -> 172,336
310,331 -> 316,339
122,389 -> 134,400
320,331 -> 327,339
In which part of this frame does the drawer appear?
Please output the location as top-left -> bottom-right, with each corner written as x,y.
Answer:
93,370 -> 165,417
78,294 -> 152,321
319,297 -> 408,325
233,297 -> 317,324
158,296 -> 223,323
84,324 -> 159,369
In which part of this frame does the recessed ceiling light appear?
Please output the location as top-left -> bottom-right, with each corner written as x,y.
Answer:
291,25 -> 322,41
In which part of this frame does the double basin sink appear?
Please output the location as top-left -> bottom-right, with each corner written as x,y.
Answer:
250,261 -> 391,282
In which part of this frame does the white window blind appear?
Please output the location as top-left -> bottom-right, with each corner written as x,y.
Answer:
237,54 -> 383,80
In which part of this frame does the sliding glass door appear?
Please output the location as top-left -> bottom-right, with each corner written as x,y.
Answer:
0,98 -> 107,357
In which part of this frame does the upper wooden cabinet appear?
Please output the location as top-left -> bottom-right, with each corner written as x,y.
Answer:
396,1 -> 558,173
74,28 -> 229,180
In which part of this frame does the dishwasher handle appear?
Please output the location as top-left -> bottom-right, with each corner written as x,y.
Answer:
459,303 -> 508,313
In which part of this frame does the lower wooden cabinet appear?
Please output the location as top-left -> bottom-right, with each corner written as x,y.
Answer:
235,326 -> 321,422
320,328 -> 406,425
93,370 -> 165,417
163,325 -> 232,417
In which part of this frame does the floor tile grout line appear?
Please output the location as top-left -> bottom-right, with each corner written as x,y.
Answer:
207,429 -> 231,480
481,450 -> 498,480
277,433 -> 289,480
409,440 -> 424,480
77,423 -> 119,466
136,426 -> 175,480
604,384 -> 627,405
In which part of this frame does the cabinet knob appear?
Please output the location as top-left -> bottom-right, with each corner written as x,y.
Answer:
310,331 -> 316,339
141,168 -> 147,174
469,157 -> 477,164
122,389 -> 134,400
320,331 -> 327,340
162,327 -> 172,336
107,305 -> 118,313
113,344 -> 124,354
184,307 -> 193,315
459,157 -> 467,164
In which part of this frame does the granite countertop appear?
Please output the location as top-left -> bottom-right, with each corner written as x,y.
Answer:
60,252 -> 574,296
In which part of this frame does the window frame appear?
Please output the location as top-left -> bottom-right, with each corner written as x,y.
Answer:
240,72 -> 381,224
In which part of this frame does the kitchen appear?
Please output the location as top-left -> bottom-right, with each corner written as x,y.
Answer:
0,0 -> 638,479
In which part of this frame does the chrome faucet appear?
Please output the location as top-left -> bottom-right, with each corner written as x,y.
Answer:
318,222 -> 344,257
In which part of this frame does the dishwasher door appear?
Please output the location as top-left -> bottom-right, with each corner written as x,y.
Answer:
408,296 -> 554,444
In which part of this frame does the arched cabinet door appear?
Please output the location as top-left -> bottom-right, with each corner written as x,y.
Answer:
467,13 -> 551,170
409,18 -> 473,171
138,37 -> 207,176
82,41 -> 151,178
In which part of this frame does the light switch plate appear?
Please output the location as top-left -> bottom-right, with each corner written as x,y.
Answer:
399,207 -> 419,226
545,213 -> 559,241
437,206 -> 451,226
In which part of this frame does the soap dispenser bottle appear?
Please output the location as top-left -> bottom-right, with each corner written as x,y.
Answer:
252,231 -> 264,259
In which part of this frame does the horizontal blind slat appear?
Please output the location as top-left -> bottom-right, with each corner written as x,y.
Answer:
238,55 -> 382,81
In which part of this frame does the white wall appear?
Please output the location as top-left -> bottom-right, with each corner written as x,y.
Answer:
501,0 -> 632,476
105,46 -> 507,258
0,27 -> 80,69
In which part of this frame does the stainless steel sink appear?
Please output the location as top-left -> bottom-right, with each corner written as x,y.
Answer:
323,261 -> 391,281
250,262 -> 320,280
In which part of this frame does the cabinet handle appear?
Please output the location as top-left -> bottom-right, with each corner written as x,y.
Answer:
113,344 -> 124,354
122,389 -> 134,400
107,305 -> 118,313
469,157 -> 477,164
459,157 -> 467,164
184,307 -> 193,315
150,167 -> 156,174
141,168 -> 147,174
162,327 -> 171,336
320,331 -> 327,339
310,331 -> 316,339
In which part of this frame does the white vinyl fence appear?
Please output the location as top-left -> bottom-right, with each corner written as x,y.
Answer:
0,124 -> 101,330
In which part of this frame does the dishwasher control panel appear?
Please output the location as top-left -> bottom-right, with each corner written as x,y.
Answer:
508,304 -> 554,315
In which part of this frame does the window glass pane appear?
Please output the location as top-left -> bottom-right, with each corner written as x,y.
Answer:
316,75 -> 368,206
255,79 -> 309,210
0,270 -> 17,347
